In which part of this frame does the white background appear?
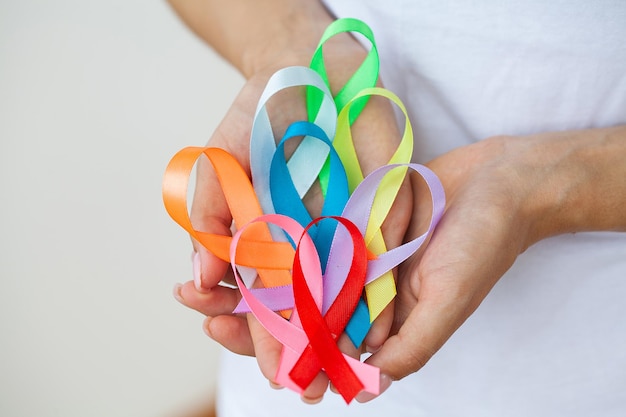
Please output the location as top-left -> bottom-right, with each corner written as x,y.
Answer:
0,1 -> 243,416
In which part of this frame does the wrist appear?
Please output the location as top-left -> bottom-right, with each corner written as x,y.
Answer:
240,1 -> 333,77
496,127 -> 626,249
240,4 -> 370,93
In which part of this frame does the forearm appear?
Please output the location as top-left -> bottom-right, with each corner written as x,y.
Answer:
167,0 -> 335,77
512,125 -> 626,246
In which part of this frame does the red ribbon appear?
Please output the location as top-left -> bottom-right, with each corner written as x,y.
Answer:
289,216 -> 367,403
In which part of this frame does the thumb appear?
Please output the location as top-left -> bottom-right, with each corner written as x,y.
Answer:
364,292 -> 464,381
189,148 -> 235,291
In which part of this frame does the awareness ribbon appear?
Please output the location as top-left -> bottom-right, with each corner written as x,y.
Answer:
308,17 -> 379,125
250,66 -> 336,218
307,17 -> 379,198
334,87 -> 414,343
270,121 -> 349,268
162,147 -> 295,299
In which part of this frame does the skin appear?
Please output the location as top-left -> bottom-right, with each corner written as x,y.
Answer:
167,0 -> 626,405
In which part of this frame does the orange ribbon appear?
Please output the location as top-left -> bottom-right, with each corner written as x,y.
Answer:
162,147 -> 294,287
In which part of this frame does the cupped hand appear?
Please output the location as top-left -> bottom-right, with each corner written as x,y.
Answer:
361,127 -> 626,401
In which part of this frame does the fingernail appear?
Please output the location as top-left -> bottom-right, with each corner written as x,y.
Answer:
192,252 -> 207,292
172,283 -> 184,304
269,381 -> 284,390
355,373 -> 392,403
366,344 -> 381,354
202,317 -> 213,338
301,394 -> 323,405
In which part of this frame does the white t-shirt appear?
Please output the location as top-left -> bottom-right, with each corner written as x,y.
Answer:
217,1 -> 626,415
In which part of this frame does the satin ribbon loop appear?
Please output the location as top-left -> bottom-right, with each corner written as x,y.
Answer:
250,66 -> 337,220
308,17 -> 380,123
162,147 -> 294,288
343,163 -> 446,285
270,120 -> 349,267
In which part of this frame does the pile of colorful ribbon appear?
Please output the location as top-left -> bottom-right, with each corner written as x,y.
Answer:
163,18 -> 445,403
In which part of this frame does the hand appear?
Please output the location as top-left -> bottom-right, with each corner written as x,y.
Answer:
361,127 -> 626,401
172,36 -> 413,402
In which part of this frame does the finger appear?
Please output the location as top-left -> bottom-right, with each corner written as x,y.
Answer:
248,313 -> 332,403
300,372 -> 329,404
364,300 -> 394,352
363,211 -> 461,379
365,204 -> 514,381
189,153 -> 233,291
364,293 -> 454,381
364,221 -> 472,381
188,82 -> 263,291
246,313 -> 284,381
173,281 -> 240,317
337,331 -> 360,358
203,315 -> 254,356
